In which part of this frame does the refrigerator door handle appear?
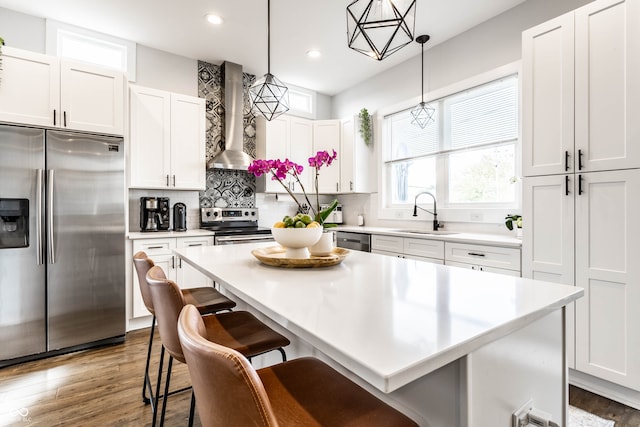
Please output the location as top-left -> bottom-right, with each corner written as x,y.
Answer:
36,169 -> 44,265
47,169 -> 55,264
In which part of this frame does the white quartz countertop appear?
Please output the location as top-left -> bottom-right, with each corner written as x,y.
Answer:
335,225 -> 522,248
176,242 -> 581,393
128,229 -> 215,240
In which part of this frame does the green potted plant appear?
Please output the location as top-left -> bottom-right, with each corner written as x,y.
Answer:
505,214 -> 522,237
358,108 -> 373,146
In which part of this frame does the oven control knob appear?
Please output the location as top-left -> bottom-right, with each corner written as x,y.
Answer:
213,211 -> 219,217
244,211 -> 249,216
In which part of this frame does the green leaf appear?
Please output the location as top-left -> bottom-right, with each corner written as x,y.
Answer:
315,199 -> 338,225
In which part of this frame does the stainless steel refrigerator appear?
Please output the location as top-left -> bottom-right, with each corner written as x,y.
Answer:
0,125 -> 125,365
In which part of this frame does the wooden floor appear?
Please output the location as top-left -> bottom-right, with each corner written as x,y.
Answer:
0,328 -> 198,427
1,327 -> 639,426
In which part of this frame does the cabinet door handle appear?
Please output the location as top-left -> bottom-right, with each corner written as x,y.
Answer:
178,257 -> 182,268
63,111 -> 67,127
565,151 -> 570,171
565,175 -> 570,196
467,252 -> 486,257
578,174 -> 583,195
166,175 -> 170,186
171,255 -> 175,269
336,182 -> 339,192
578,149 -> 584,170
172,175 -> 176,187
188,243 -> 203,247
147,246 -> 163,250
350,181 -> 353,191
53,109 -> 57,126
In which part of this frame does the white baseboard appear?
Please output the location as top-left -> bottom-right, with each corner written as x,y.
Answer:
127,315 -> 153,332
570,369 -> 640,410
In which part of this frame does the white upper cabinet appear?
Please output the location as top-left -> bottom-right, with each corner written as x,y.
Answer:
522,13 -> 574,177
0,47 -> 60,127
60,60 -> 124,135
0,47 -> 124,135
340,115 -> 376,193
522,0 -> 640,176
574,0 -> 640,173
312,120 -> 341,194
129,85 -> 205,190
256,115 -> 313,193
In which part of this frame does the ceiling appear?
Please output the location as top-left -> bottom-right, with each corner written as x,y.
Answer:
0,0 -> 525,96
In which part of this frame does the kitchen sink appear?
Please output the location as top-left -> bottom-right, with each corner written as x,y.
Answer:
393,229 -> 459,235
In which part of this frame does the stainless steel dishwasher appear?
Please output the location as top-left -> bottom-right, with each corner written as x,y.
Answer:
336,231 -> 371,252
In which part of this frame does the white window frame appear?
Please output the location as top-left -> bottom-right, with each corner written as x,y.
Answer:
46,19 -> 137,82
377,61 -> 522,224
285,83 -> 316,119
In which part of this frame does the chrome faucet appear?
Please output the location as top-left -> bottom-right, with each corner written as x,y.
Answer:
413,191 -> 440,231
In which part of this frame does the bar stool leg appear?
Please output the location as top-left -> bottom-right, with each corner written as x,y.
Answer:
151,346 -> 165,427
188,391 -> 196,427
142,316 -> 156,405
158,356 -> 174,427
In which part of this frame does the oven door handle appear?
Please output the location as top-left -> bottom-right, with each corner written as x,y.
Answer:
215,235 -> 274,244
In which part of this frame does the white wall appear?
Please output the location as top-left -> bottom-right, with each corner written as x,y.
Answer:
331,0 -> 592,118
136,45 -> 197,96
0,7 -> 45,53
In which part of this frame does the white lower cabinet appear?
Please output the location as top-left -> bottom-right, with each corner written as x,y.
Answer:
371,235 -> 444,264
444,242 -> 521,276
523,169 -> 640,389
371,234 -> 521,274
131,236 -> 214,319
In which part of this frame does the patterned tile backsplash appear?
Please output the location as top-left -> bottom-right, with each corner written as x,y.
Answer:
198,60 -> 257,208
199,169 -> 255,208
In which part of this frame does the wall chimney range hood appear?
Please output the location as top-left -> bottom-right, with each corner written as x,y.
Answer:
206,61 -> 254,170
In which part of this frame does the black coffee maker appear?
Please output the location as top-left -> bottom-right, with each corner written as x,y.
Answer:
173,203 -> 187,231
140,197 -> 170,231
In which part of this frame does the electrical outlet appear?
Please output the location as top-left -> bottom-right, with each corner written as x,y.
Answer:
470,212 -> 483,221
512,399 -> 533,427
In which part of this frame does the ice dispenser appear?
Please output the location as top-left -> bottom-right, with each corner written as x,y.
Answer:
0,198 -> 29,248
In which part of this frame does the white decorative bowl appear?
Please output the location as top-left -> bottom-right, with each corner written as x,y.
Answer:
271,227 -> 323,259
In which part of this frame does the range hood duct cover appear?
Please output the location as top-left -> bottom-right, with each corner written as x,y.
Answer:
206,61 -> 254,170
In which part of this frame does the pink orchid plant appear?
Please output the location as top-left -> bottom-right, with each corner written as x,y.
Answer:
248,150 -> 338,227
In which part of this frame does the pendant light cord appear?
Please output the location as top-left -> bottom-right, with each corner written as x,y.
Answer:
267,0 -> 271,74
420,41 -> 424,103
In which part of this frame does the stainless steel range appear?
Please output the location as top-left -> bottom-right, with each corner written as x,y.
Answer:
200,207 -> 274,245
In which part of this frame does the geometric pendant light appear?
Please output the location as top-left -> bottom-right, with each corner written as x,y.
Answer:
410,34 -> 435,128
346,0 -> 417,61
249,0 -> 289,121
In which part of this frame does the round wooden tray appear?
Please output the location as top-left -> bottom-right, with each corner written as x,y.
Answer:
251,246 -> 349,268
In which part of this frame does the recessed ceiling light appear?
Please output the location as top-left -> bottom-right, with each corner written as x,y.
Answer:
206,14 -> 223,25
306,49 -> 321,58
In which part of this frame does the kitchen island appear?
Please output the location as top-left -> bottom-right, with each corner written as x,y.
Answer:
175,242 -> 582,426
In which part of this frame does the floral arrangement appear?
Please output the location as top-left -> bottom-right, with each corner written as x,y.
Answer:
249,150 -> 339,228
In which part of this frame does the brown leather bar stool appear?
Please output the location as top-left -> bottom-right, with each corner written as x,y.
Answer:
132,251 -> 236,411
146,265 -> 290,427
178,304 -> 418,427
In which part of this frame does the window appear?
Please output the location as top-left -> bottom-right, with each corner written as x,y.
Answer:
285,84 -> 316,119
382,69 -> 519,220
46,20 -> 137,81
